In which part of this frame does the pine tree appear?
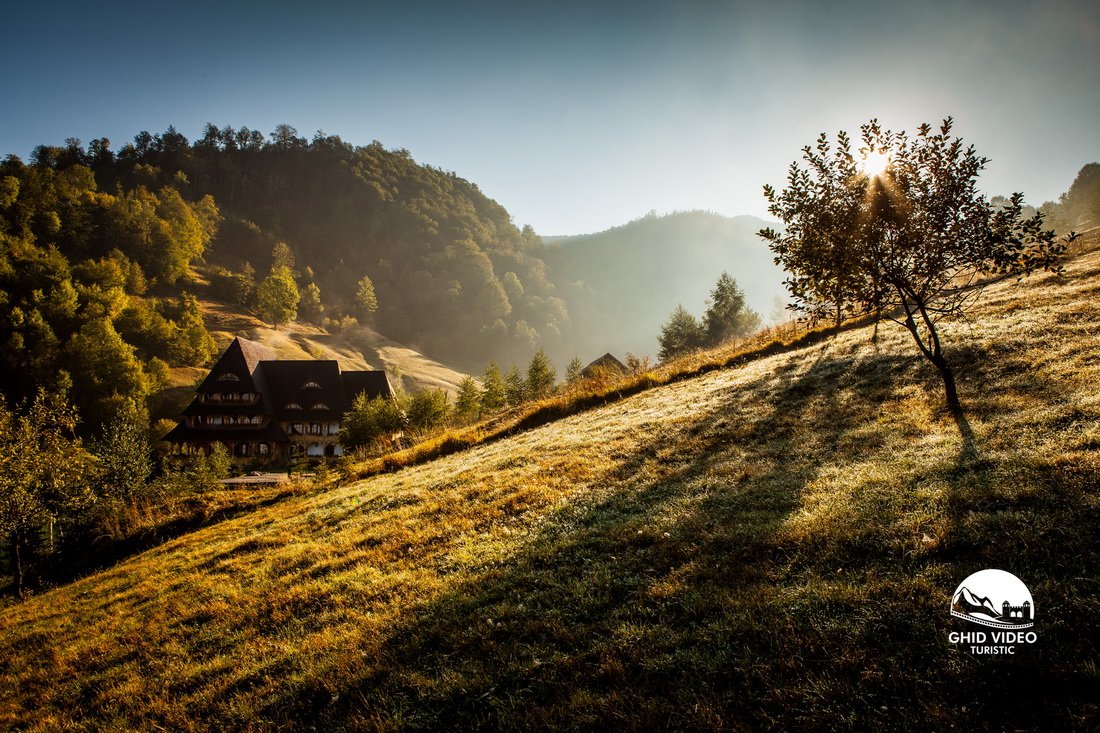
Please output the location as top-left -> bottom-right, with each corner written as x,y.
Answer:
480,362 -> 506,412
453,376 -> 482,423
703,272 -> 761,345
565,356 -> 584,384
526,349 -> 557,399
504,364 -> 527,406
356,274 -> 378,314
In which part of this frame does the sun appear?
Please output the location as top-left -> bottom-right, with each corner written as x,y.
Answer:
860,150 -> 891,178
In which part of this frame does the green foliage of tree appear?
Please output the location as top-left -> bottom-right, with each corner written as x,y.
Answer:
0,390 -> 94,596
480,362 -> 506,412
504,364 -> 526,407
760,117 -> 1071,412
526,349 -> 557,400
340,393 -> 407,451
565,356 -> 584,384
255,265 -> 299,329
90,407 -> 152,505
453,376 -> 482,423
405,389 -> 450,434
355,274 -> 378,314
66,318 -> 152,431
271,241 -> 295,272
658,304 -> 706,361
703,272 -> 761,345
299,282 -> 324,323
1059,163 -> 1100,231
169,293 -> 215,366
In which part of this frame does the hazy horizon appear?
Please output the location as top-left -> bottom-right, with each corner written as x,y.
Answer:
2,0 -> 1097,236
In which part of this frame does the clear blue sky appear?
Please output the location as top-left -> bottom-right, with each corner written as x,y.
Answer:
2,0 -> 1097,235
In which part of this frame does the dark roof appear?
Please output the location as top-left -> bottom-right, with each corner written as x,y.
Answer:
164,336 -> 393,446
196,337 -> 275,394
342,370 -> 394,405
260,360 -> 347,420
163,421 -> 289,444
581,353 -> 629,378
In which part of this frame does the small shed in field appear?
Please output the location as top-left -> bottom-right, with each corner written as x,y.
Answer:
581,353 -> 629,379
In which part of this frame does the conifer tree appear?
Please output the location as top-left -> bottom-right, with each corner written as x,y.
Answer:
453,376 -> 482,423
526,349 -> 557,399
480,362 -> 506,412
565,356 -> 584,384
504,364 -> 526,406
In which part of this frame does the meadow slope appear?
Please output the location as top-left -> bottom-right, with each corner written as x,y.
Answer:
3,252 -> 1100,731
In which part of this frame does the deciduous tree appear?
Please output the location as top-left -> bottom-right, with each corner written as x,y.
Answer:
760,117 -> 1071,413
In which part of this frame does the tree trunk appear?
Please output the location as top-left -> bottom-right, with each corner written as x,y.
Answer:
900,296 -> 963,415
13,532 -> 25,599
931,352 -> 962,415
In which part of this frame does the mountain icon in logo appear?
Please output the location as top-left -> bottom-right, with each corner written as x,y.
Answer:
951,569 -> 1034,629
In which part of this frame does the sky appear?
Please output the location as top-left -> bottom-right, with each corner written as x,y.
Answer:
1,0 -> 1097,235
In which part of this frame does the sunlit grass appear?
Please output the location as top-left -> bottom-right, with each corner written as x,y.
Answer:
2,243 -> 1100,730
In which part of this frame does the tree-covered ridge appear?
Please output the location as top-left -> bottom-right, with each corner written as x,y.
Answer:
0,155 -> 218,433
39,124 -> 570,369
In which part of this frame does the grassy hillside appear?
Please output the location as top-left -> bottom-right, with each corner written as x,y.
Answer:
544,211 -> 787,361
3,248 -> 1100,731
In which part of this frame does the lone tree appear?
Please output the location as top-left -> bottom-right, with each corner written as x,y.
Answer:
703,272 -> 762,345
255,265 -> 299,329
760,117 -> 1072,414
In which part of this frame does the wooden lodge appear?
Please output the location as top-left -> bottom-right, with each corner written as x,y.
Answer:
163,337 -> 392,463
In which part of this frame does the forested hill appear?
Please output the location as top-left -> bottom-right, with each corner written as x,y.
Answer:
543,211 -> 787,361
11,125 -> 570,372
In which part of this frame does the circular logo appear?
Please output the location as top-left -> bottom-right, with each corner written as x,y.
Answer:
951,569 -> 1034,629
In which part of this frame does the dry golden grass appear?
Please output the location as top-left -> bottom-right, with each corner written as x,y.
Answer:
3,247 -> 1100,731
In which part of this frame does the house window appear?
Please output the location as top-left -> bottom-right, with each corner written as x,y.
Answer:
311,403 -> 329,411
290,423 -> 304,435
208,393 -> 222,402
285,403 -> 302,410
258,442 -> 270,456
309,423 -> 322,435
235,442 -> 251,457
217,373 -> 240,382
307,442 -> 324,457
303,381 -> 321,389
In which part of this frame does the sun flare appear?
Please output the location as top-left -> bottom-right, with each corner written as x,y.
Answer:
860,150 -> 891,178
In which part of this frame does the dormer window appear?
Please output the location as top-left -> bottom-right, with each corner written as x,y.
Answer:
302,381 -> 321,390
311,403 -> 329,410
285,402 -> 302,410
217,372 -> 240,382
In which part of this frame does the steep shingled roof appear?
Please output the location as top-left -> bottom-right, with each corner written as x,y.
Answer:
342,371 -> 394,406
196,337 -> 276,394
260,360 -> 346,421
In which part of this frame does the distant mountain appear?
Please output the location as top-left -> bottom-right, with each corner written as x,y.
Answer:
952,587 -> 1001,620
543,211 -> 787,362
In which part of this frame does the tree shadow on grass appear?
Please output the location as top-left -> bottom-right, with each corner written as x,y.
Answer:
279,350 -> 972,730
